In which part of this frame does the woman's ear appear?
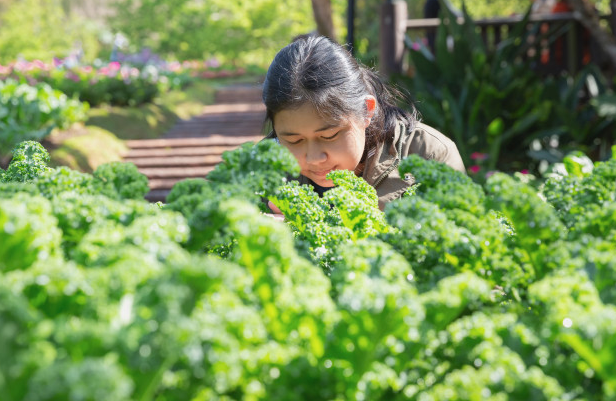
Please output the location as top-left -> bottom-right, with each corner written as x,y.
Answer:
365,96 -> 377,125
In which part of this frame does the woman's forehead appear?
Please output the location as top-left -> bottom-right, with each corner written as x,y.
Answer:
273,102 -> 356,127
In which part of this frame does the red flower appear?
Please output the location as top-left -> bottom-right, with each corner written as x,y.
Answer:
469,165 -> 481,174
470,152 -> 489,161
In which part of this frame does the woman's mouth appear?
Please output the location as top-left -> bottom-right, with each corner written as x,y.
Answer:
310,168 -> 334,177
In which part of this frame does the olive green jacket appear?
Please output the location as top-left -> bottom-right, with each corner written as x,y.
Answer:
266,120 -> 465,209
361,120 -> 466,209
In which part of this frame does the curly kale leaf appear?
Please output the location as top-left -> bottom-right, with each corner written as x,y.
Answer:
0,194 -> 62,272
383,194 -> 532,294
167,141 -> 301,252
23,357 -> 133,401
72,211 -> 188,268
324,239 -> 422,396
0,181 -> 37,196
207,140 -> 300,198
569,202 -> 616,242
50,192 -> 161,253
165,178 -> 209,204
528,271 -> 616,390
543,157 -> 616,228
323,170 -> 391,239
486,172 -> 565,274
269,181 -> 332,249
382,195 -> 477,289
35,167 -> 97,198
2,141 -> 52,183
399,154 -> 486,215
92,162 -> 149,200
269,170 -> 391,273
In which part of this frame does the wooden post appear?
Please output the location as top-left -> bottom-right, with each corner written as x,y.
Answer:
379,0 -> 408,78
347,0 -> 356,54
566,19 -> 579,75
611,0 -> 616,36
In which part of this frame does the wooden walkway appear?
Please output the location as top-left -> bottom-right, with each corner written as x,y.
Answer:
122,85 -> 266,202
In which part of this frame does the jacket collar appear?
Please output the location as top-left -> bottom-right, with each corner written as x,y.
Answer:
362,119 -> 405,187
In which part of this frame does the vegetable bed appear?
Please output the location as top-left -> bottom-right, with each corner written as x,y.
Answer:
1,140 -> 615,400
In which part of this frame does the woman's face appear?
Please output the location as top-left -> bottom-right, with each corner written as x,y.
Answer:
273,99 -> 374,187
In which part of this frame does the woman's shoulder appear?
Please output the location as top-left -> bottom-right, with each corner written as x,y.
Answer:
401,121 -> 466,172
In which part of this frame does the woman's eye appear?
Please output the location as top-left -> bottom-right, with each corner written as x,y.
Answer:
323,131 -> 341,140
287,138 -> 303,145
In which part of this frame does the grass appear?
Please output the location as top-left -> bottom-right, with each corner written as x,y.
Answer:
48,125 -> 127,172
48,74 -> 264,170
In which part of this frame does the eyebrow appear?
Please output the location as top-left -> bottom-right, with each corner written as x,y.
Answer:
277,124 -> 338,136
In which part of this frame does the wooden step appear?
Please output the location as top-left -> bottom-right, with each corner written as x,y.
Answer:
128,155 -> 222,168
163,130 -> 264,138
123,145 -> 237,158
214,88 -> 263,104
126,135 -> 261,149
138,166 -> 216,179
128,85 -> 267,203
148,178 -> 196,190
199,103 -> 265,114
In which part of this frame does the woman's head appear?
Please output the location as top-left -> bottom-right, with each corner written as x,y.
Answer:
263,35 -> 415,186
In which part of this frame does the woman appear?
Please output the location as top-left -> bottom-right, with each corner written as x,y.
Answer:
263,35 -> 465,213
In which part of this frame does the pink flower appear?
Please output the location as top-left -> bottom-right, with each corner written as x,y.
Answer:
469,165 -> 481,174
470,152 -> 489,161
412,42 -> 421,51
109,61 -> 121,70
520,169 -> 529,175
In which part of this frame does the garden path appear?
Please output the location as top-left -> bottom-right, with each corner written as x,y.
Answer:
122,84 -> 266,202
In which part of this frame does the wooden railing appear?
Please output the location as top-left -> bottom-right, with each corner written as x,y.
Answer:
379,1 -> 610,78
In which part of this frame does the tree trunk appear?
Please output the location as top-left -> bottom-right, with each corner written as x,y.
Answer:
564,0 -> 616,69
311,0 -> 337,42
610,0 -> 616,35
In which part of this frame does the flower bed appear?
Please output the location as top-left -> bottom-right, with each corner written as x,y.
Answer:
0,58 -> 252,108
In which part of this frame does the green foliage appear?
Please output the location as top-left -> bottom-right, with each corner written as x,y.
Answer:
1,141 -> 149,199
398,5 -> 615,172
0,0 -> 103,64
448,0 -> 527,18
207,140 -> 301,198
1,141 -> 52,183
0,194 -> 62,272
165,140 -> 301,253
543,153 -> 616,229
31,65 -> 191,107
270,170 -> 392,272
92,162 -> 150,200
0,80 -> 88,156
110,0 -> 315,67
1,141 -> 616,400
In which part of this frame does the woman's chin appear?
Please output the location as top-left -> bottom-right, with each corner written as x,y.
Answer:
309,175 -> 335,188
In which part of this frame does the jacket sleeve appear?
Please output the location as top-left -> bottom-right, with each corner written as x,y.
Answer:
406,123 -> 466,173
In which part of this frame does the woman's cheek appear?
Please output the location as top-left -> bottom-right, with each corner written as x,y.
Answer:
286,144 -> 305,166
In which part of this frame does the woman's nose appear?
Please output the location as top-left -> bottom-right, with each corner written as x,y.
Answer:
305,142 -> 327,165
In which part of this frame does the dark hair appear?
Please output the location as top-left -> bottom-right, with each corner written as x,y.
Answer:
262,35 -> 417,156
